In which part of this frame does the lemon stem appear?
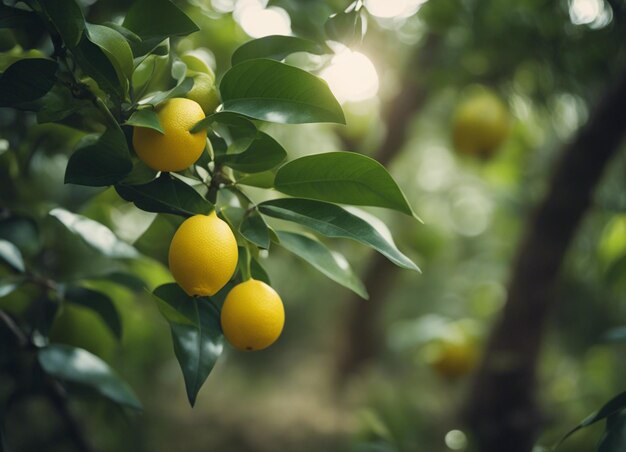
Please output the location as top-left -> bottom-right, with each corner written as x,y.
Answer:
240,244 -> 252,281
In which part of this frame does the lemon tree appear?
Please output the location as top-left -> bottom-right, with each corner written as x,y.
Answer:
0,0 -> 419,413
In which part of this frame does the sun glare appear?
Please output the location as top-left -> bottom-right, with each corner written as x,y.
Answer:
320,51 -> 379,103
234,0 -> 292,38
364,0 -> 426,19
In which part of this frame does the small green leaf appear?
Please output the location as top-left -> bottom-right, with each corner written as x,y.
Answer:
124,108 -> 164,133
38,344 -> 142,410
123,0 -> 199,41
38,0 -> 86,47
0,58 -> 58,107
231,35 -> 325,66
49,208 -> 138,259
86,23 -> 134,83
559,392 -> 626,447
221,132 -> 287,173
276,231 -> 367,298
102,22 -> 141,43
274,152 -> 417,217
192,111 -> 257,154
0,276 -> 24,298
36,83 -> 84,124
116,174 -> 213,217
259,199 -> 419,271
240,210 -> 271,249
65,124 -> 132,186
0,239 -> 25,272
152,283 -> 223,406
220,59 -> 345,124
65,285 -> 122,339
134,214 -> 183,265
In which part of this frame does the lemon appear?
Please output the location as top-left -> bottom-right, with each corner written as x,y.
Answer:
221,279 -> 285,351
452,88 -> 510,158
132,98 -> 206,172
186,73 -> 220,115
168,212 -> 238,296
427,338 -> 479,379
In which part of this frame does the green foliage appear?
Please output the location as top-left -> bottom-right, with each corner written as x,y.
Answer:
231,35 -> 326,66
0,58 -> 58,107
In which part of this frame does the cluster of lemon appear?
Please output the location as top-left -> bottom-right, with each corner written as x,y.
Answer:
132,68 -> 284,351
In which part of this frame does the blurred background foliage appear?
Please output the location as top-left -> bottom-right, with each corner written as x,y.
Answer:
1,0 -> 626,451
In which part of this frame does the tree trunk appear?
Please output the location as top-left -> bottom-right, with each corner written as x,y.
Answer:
463,67 -> 626,452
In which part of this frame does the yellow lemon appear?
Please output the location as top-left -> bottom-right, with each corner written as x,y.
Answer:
168,212 -> 238,296
132,98 -> 206,172
186,73 -> 220,115
221,279 -> 285,351
452,88 -> 510,158
427,338 -> 479,379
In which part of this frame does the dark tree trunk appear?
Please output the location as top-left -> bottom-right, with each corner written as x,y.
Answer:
463,67 -> 626,452
335,33 -> 440,381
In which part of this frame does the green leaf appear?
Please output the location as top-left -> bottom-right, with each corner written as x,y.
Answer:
559,392 -> 626,447
0,4 -> 40,29
124,108 -> 164,133
65,285 -> 122,339
116,174 -> 213,217
123,0 -> 199,41
36,83 -> 83,124
86,23 -> 134,83
220,59 -> 345,124
152,283 -> 223,406
240,210 -> 271,249
259,199 -> 419,271
38,0 -> 86,47
275,231 -> 367,298
134,214 -> 183,264
236,171 -> 276,189
274,152 -> 417,217
599,411 -> 626,452
250,258 -> 271,285
49,208 -> 138,259
221,132 -> 287,173
0,58 -> 58,107
65,124 -> 132,186
0,239 -> 25,272
73,34 -> 125,100
0,276 -> 24,298
140,77 -> 193,106
231,35 -> 325,66
38,344 -> 142,410
192,111 -> 257,153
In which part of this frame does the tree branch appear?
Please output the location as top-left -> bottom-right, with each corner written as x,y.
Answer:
463,67 -> 626,452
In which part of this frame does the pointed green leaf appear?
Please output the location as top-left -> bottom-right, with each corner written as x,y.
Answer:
116,174 -> 213,217
0,58 -> 58,107
259,198 -> 419,271
65,285 -> 122,339
124,108 -> 164,133
140,77 -> 193,106
0,239 -> 25,272
152,283 -> 223,406
231,35 -> 325,66
38,344 -> 142,410
65,124 -> 132,186
221,131 -> 286,173
276,231 -> 367,298
86,23 -> 134,83
123,0 -> 199,41
220,59 -> 345,124
274,152 -> 417,217
38,0 -> 86,47
240,210 -> 270,249
49,208 -> 138,259
73,34 -> 125,99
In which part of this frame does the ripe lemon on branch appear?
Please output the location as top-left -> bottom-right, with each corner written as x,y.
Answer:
132,97 -> 206,172
221,279 -> 285,351
168,212 -> 238,296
